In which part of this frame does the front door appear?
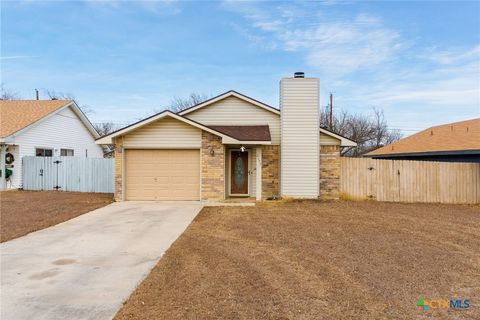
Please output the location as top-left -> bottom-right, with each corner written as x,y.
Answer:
230,150 -> 249,195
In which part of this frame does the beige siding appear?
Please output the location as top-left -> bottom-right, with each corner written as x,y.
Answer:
280,78 -> 320,198
122,116 -> 201,148
184,96 -> 281,144
320,132 -> 341,145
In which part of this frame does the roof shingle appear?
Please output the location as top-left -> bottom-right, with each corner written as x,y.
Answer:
208,125 -> 271,141
366,118 -> 480,156
0,100 -> 71,138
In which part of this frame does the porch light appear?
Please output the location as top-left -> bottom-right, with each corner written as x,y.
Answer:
209,148 -> 215,156
240,146 -> 246,152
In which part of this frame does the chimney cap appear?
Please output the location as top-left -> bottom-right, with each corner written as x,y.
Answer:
294,71 -> 305,78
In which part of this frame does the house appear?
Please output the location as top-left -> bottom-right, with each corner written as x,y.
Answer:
365,118 -> 480,163
96,73 -> 357,201
0,100 -> 104,190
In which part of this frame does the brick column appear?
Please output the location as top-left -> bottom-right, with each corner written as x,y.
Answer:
319,145 -> 340,200
201,131 -> 225,201
114,137 -> 124,201
262,145 -> 280,199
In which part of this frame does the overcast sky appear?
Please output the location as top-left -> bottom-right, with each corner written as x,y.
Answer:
2,0 -> 479,134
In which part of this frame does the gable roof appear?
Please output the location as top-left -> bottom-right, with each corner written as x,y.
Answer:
95,110 -> 271,145
208,125 -> 271,141
319,127 -> 357,147
0,100 -> 69,138
178,90 -> 280,116
0,100 -> 99,141
366,118 -> 480,156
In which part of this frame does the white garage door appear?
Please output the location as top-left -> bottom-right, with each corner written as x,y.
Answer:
125,149 -> 200,201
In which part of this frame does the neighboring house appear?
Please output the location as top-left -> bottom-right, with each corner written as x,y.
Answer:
0,100 -> 103,189
97,73 -> 356,202
365,118 -> 480,163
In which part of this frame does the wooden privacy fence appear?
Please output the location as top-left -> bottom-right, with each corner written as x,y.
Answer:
23,156 -> 114,193
340,157 -> 480,204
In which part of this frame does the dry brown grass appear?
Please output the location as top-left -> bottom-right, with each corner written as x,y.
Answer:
0,190 -> 113,242
115,200 -> 479,320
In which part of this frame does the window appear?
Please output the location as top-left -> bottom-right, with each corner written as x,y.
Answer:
60,149 -> 74,156
35,148 -> 53,157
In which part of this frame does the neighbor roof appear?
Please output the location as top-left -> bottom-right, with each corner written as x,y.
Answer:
208,125 -> 271,141
0,100 -> 71,138
366,118 -> 480,156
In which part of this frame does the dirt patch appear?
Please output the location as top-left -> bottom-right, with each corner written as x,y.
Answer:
0,191 -> 113,242
29,268 -> 60,280
52,259 -> 77,265
114,200 -> 479,320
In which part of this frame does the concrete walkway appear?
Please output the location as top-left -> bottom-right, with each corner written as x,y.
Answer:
0,201 -> 202,320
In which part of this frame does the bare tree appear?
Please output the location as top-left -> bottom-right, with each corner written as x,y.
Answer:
370,108 -> 402,149
320,106 -> 402,156
0,84 -> 20,100
44,89 -> 94,115
169,93 -> 210,112
93,122 -> 115,136
93,122 -> 116,156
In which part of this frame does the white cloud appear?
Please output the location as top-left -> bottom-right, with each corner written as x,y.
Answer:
225,1 -> 480,126
424,45 -> 480,65
223,2 -> 406,76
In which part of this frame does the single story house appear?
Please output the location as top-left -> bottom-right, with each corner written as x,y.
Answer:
0,100 -> 104,189
365,118 -> 480,163
96,73 -> 357,202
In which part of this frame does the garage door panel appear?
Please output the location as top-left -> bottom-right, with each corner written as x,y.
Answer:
125,149 -> 200,201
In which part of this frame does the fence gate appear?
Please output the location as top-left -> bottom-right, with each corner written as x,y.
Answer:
23,156 -> 114,193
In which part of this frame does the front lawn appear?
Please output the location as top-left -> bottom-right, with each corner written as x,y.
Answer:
114,200 -> 479,319
0,191 -> 113,242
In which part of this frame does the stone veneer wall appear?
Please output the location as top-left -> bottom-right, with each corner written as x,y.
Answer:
114,137 -> 123,201
262,145 -> 280,199
201,131 -> 225,201
319,145 -> 340,200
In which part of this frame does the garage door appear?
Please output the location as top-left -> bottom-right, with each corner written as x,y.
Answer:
125,149 -> 200,201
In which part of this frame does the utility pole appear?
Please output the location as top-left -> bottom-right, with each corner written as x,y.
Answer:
329,92 -> 333,130
35,89 -> 39,100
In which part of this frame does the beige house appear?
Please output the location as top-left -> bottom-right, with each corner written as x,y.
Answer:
96,73 -> 356,201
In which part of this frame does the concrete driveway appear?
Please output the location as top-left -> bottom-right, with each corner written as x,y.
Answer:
0,201 -> 202,320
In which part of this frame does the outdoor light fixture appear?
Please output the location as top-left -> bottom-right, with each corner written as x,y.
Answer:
240,146 -> 246,152
209,148 -> 215,156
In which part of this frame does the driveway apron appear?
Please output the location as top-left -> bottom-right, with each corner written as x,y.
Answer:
0,201 -> 202,320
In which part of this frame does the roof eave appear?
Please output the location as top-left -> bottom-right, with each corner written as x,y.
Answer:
69,101 -> 100,139
221,138 -> 271,145
319,128 -> 357,147
366,149 -> 480,158
178,90 -> 280,116
95,111 -> 237,145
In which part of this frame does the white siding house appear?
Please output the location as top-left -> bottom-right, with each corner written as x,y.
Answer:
0,100 -> 103,189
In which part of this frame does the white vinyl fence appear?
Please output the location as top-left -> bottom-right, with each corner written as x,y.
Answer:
23,156 -> 114,193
